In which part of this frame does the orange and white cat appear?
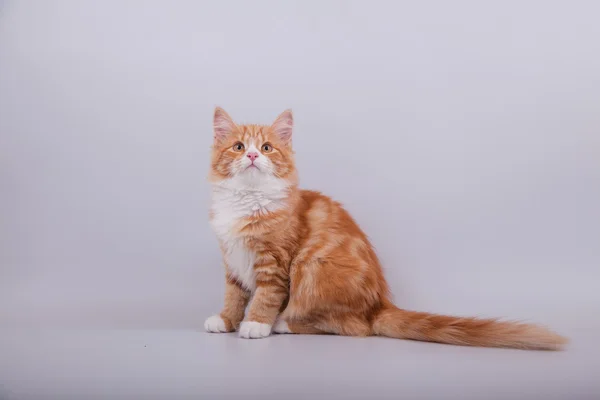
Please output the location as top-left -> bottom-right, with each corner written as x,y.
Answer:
204,107 -> 567,350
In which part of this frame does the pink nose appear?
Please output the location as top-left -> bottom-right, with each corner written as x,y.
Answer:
246,152 -> 259,161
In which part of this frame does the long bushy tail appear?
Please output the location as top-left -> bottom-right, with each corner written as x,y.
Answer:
372,305 -> 567,350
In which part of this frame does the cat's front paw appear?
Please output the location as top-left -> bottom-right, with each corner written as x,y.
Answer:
239,321 -> 272,339
204,315 -> 229,333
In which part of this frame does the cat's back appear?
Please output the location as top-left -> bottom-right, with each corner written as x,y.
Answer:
298,189 -> 366,239
293,189 -> 387,303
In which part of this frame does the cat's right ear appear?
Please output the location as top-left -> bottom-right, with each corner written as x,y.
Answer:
213,107 -> 235,142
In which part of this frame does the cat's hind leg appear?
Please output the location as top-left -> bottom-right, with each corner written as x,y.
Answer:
314,313 -> 372,337
273,317 -> 326,334
274,313 -> 371,336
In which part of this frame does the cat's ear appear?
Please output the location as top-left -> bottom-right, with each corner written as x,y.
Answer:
271,109 -> 293,144
213,107 -> 235,142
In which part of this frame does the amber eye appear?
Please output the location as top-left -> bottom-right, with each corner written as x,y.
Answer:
261,143 -> 273,153
232,142 -> 245,152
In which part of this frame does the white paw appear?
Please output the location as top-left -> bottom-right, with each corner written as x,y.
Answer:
273,318 -> 291,334
239,321 -> 272,339
204,315 -> 228,333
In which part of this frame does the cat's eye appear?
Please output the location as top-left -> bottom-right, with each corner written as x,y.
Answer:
232,142 -> 245,152
261,143 -> 273,153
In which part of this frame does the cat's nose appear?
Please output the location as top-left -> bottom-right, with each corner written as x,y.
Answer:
246,152 -> 259,161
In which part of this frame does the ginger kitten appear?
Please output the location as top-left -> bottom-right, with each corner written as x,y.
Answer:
204,107 -> 567,350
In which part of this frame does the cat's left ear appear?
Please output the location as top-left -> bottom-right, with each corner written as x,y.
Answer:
271,109 -> 293,144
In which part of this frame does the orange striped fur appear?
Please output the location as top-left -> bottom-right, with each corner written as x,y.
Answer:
204,107 -> 567,350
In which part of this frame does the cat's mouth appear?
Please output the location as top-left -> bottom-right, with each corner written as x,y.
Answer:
245,164 -> 260,171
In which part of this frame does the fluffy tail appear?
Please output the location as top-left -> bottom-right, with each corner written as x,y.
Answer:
372,305 -> 567,350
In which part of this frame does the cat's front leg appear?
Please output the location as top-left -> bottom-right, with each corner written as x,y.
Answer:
205,273 -> 250,333
239,255 -> 288,339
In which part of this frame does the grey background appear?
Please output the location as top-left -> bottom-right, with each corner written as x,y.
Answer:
1,1 -> 599,399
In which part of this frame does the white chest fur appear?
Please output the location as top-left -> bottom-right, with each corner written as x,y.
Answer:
210,175 -> 290,292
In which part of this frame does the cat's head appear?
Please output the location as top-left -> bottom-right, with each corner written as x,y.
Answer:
209,107 -> 297,186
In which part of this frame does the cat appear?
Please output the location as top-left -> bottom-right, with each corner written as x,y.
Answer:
204,107 -> 567,350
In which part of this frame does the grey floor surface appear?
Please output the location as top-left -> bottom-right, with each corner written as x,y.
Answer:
1,320 -> 598,400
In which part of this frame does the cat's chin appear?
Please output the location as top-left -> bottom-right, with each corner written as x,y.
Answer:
226,169 -> 277,189
240,166 -> 266,179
